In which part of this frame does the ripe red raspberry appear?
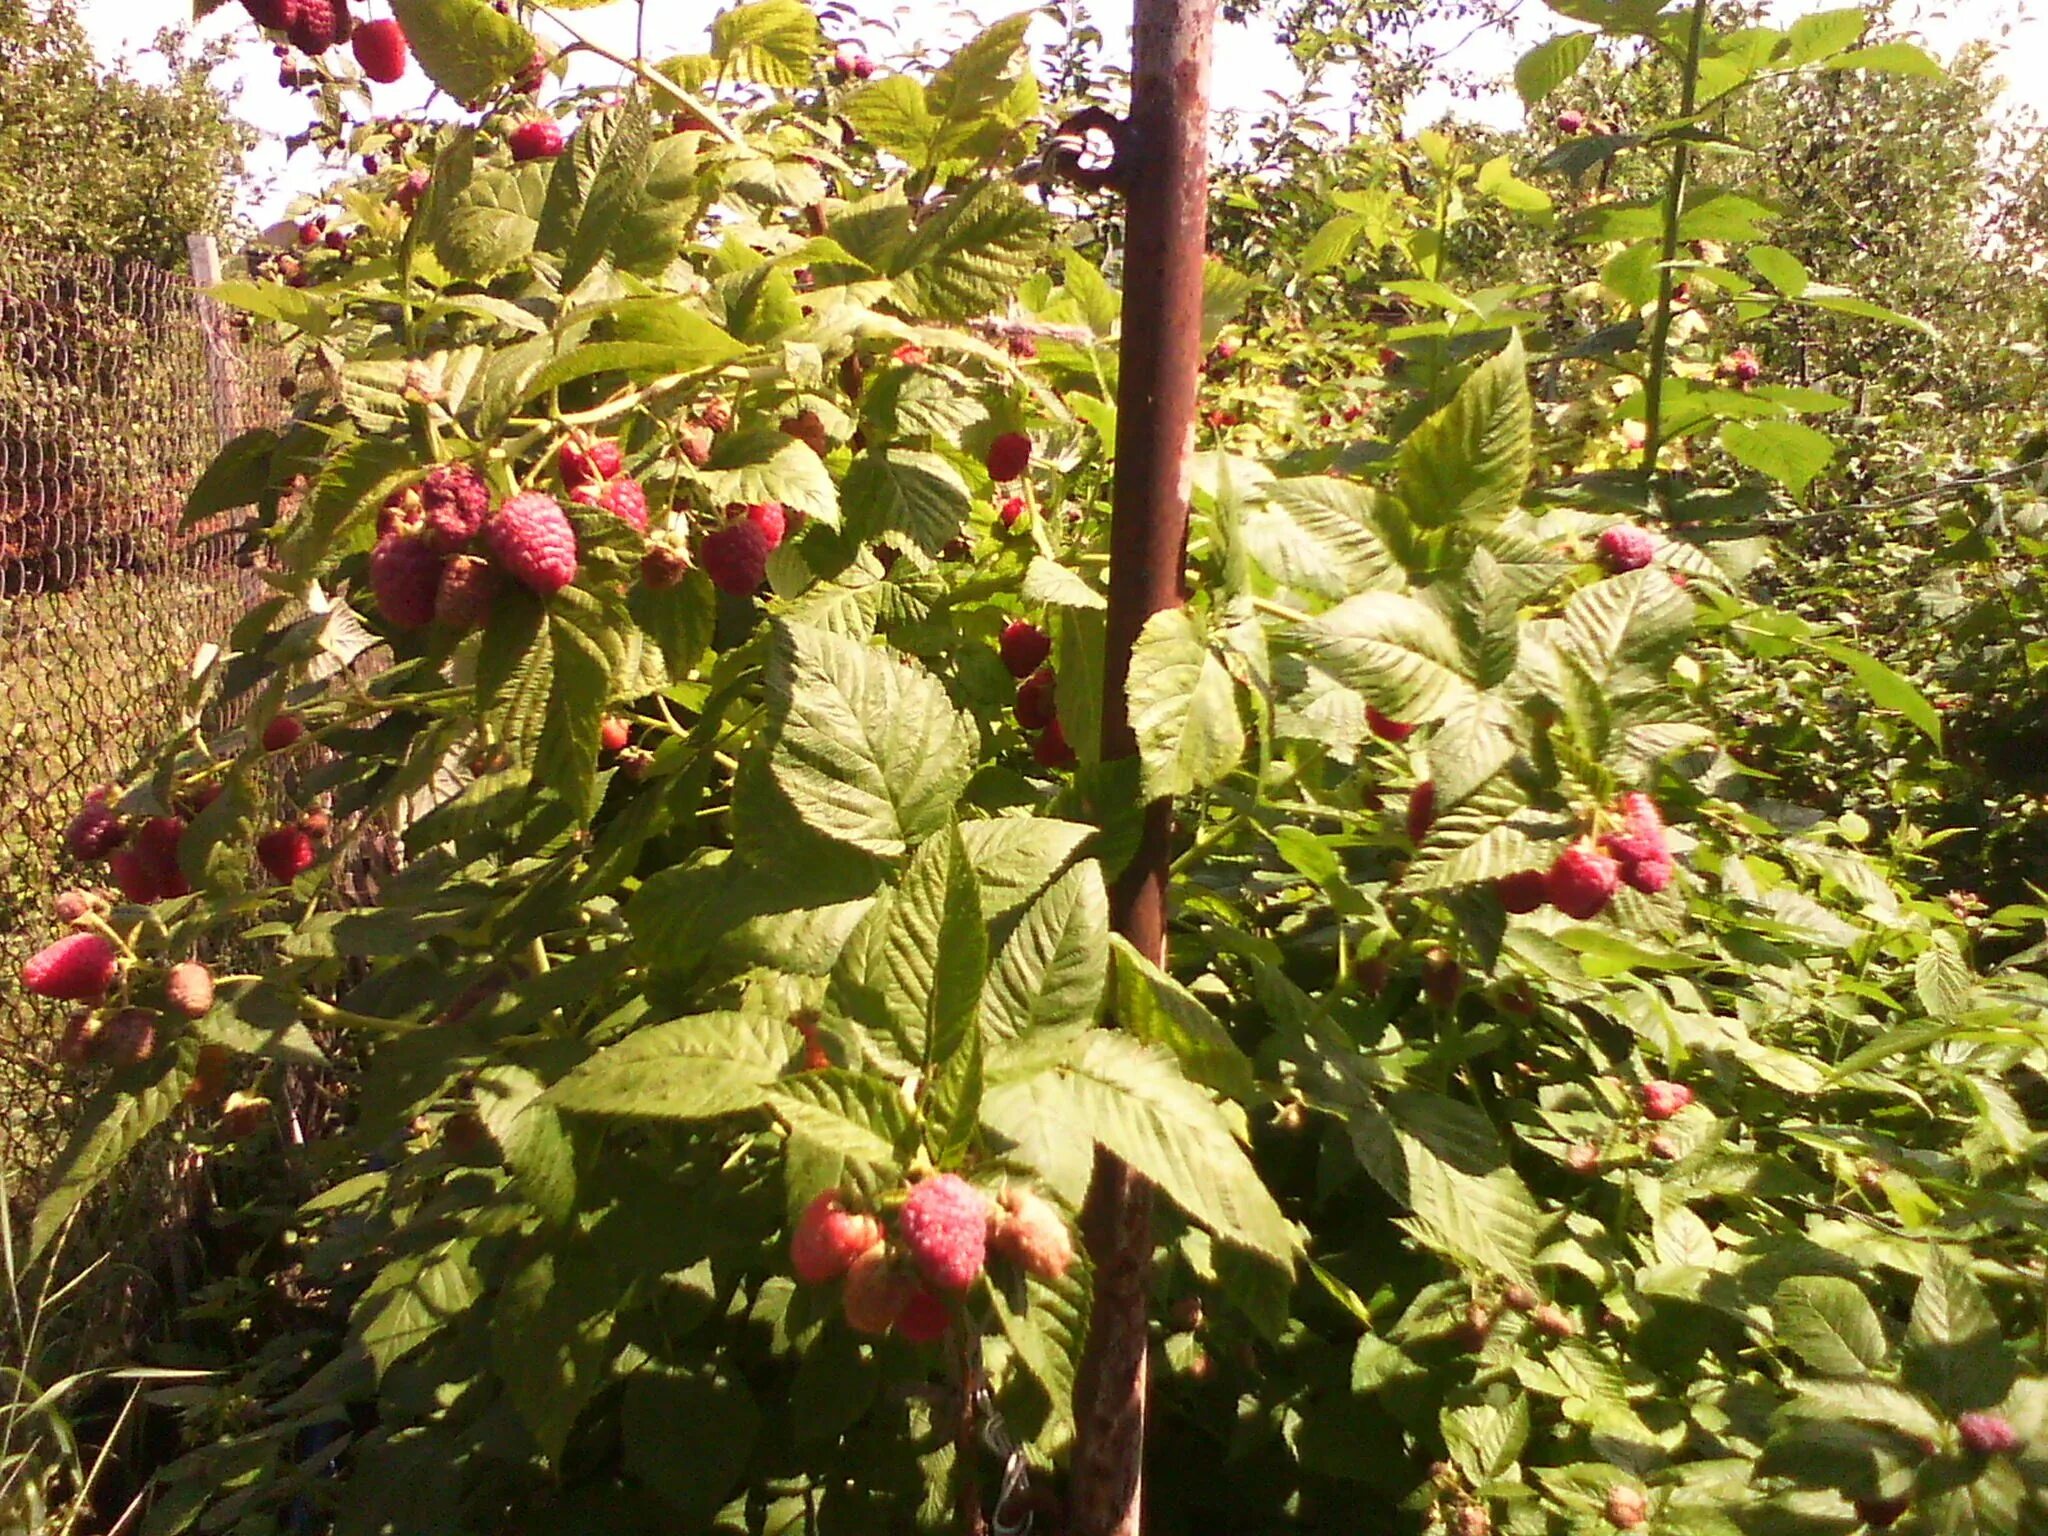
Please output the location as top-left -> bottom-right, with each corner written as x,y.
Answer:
242,0 -> 296,28
998,495 -> 1027,530
1547,843 -> 1620,920
286,0 -> 340,53
418,463 -> 492,553
1422,948 -> 1462,1009
112,817 -> 190,904
21,933 -> 120,1001
1367,706 -> 1415,743
1406,780 -> 1436,843
897,1289 -> 950,1343
1719,346 -> 1762,385
111,850 -> 160,904
1604,1486 -> 1647,1530
434,554 -> 499,630
741,501 -> 788,551
1033,719 -> 1076,770
595,477 -> 650,532
600,717 -> 631,753
700,520 -> 771,595
1600,792 -> 1673,893
393,168 -> 430,213
833,42 -> 875,80
1495,868 -> 1550,915
999,620 -> 1052,679
791,1189 -> 885,1285
1640,1079 -> 1693,1122
351,16 -> 407,81
261,713 -> 305,752
1015,667 -> 1057,731
986,432 -> 1032,482
989,1187 -> 1074,1281
1557,108 -> 1587,134
515,47 -> 548,94
1958,1411 -> 2022,1456
485,492 -> 579,596
369,532 -> 443,629
65,791 -> 128,862
257,825 -> 317,884
892,341 -> 927,367
842,1246 -> 913,1335
641,530 -> 691,589
165,961 -> 216,1019
1596,524 -> 1657,574
676,422 -> 714,466
558,436 -> 624,491
897,1174 -> 989,1292
509,117 -> 567,162
98,1009 -> 158,1068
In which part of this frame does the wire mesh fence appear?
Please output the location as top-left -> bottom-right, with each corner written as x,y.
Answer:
0,240 -> 287,1177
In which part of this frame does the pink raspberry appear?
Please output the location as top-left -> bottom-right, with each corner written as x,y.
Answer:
600,717 -> 631,753
21,933 -> 119,1001
509,117 -> 567,162
700,520 -> 771,595
596,477 -> 649,532
434,554 -> 499,630
1604,1486 -> 1647,1530
1547,843 -> 1619,920
165,961 -> 216,1019
999,620 -> 1052,679
1015,667 -> 1057,731
841,1246 -> 914,1335
998,495 -> 1027,530
1406,781 -> 1436,844
1597,525 -> 1657,574
897,1174 -> 989,1292
261,714 -> 306,752
369,532 -> 443,629
257,825 -> 317,884
791,1190 -> 884,1285
125,817 -> 190,902
833,42 -> 875,80
743,501 -> 788,551
988,1187 -> 1074,1281
1640,1079 -> 1693,1122
65,791 -> 128,862
1495,868 -> 1550,915
393,168 -> 430,214
418,464 -> 492,553
1367,706 -> 1415,743
1557,108 -> 1587,134
485,492 -> 579,596
558,437 -> 624,492
1719,347 -> 1762,385
891,341 -> 927,366
352,16 -> 407,81
1600,792 -> 1674,893
1957,1412 -> 2020,1456
986,432 -> 1031,483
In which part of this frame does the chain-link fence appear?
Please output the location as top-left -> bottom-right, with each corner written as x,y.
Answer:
0,240 -> 285,1175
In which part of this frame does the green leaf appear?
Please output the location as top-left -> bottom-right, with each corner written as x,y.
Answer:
1720,419 -> 1836,496
1782,7 -> 1865,66
926,12 -> 1038,157
842,450 -> 973,555
1300,213 -> 1366,277
1800,291 -> 1937,335
1558,566 -> 1694,683
1395,332 -> 1532,529
768,1071 -> 914,1179
354,1237 -> 483,1376
983,861 -> 1110,1040
392,0 -> 537,103
1395,1129 -> 1548,1284
1771,1277 -> 1891,1376
708,0 -> 823,86
1747,244 -> 1811,298
1109,936 -> 1257,1100
982,1031 -> 1296,1266
1825,41 -> 1943,79
282,436 -> 418,576
207,279 -> 331,337
890,182 -> 1053,320
182,428 -> 278,526
1293,592 -> 1472,720
1903,1249 -> 2014,1414
491,1244 -> 616,1462
830,827 -> 986,1072
561,103 -> 652,292
768,621 -> 977,856
1515,31 -> 1596,104
624,1369 -> 761,1524
1807,639 -> 1942,744
545,1013 -> 792,1120
1241,477 -> 1402,599
436,167 -> 545,282
31,1051 -> 194,1258
957,818 -> 1096,919
1128,609 -> 1245,801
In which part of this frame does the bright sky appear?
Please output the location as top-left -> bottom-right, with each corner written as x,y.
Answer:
70,0 -> 2048,229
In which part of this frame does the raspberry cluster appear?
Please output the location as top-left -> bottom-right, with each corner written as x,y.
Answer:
1489,792 -> 1677,921
370,466 -> 581,631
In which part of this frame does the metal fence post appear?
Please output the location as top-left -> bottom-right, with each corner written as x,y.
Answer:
1068,0 -> 1218,1529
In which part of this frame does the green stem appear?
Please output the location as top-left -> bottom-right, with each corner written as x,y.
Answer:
1641,0 -> 1710,479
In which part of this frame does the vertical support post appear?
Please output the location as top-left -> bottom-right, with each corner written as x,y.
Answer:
1068,0 -> 1216,1530
186,232 -> 242,446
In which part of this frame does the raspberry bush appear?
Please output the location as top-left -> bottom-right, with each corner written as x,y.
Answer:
22,1 -> 2048,1532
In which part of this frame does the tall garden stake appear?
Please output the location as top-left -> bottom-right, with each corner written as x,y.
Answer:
1068,0 -> 1217,1529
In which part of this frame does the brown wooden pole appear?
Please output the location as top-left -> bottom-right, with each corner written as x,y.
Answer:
1068,0 -> 1216,1529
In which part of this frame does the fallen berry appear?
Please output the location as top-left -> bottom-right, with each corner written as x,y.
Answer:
1406,781 -> 1436,843
165,961 -> 216,1019
897,1288 -> 951,1343
509,116 -> 567,162
1495,869 -> 1550,915
700,520 -> 771,595
841,1245 -> 913,1335
261,714 -> 306,752
1367,706 -> 1416,743
418,464 -> 492,553
1547,843 -> 1620,921
1604,1486 -> 1647,1530
369,532 -> 444,629
1597,524 -> 1657,574
600,717 -> 631,753
986,432 -> 1032,482
257,825 -> 317,884
434,554 -> 499,630
98,1009 -> 158,1067
988,1187 -> 1074,1281
791,1189 -> 885,1285
352,17 -> 407,81
999,620 -> 1052,679
1033,718 -> 1077,769
22,933 -> 119,1001
1640,1079 -> 1693,1122
1957,1411 -> 2021,1456
485,492 -> 579,596
898,1173 -> 989,1292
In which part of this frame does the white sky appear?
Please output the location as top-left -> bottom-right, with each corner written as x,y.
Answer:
70,0 -> 2048,229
